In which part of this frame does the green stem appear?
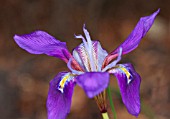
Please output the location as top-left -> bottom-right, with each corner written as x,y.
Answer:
102,112 -> 109,119
107,86 -> 117,119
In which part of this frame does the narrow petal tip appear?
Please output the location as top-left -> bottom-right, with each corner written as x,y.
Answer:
83,23 -> 86,29
155,8 -> 160,14
13,34 -> 21,45
151,8 -> 160,20
13,34 -> 18,39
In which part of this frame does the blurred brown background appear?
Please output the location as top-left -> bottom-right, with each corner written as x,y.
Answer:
0,0 -> 169,119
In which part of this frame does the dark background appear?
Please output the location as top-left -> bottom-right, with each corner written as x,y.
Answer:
0,0 -> 169,119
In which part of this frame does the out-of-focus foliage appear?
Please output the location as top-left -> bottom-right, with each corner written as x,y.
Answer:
0,0 -> 169,119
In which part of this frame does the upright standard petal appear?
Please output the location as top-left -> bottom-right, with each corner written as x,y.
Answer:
47,72 -> 75,119
14,31 -> 72,63
103,9 -> 160,65
109,63 -> 141,116
93,41 -> 108,71
73,41 -> 108,71
76,72 -> 109,98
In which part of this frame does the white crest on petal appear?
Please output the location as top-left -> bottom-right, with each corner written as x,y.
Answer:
58,73 -> 74,93
73,25 -> 108,72
108,64 -> 133,84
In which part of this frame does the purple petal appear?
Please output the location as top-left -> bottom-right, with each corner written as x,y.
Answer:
47,72 -> 75,119
104,9 -> 160,65
14,31 -> 72,63
76,72 -> 109,98
109,63 -> 141,116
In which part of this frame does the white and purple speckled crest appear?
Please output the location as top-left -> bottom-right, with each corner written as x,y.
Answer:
72,25 -> 108,72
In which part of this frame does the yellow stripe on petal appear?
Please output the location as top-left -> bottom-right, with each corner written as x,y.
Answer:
60,74 -> 70,88
58,73 -> 74,93
120,67 -> 131,79
114,65 -> 132,84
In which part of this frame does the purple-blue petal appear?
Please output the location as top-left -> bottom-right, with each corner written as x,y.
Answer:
109,63 -> 141,116
47,72 -> 75,119
76,72 -> 109,98
14,31 -> 72,63
104,9 -> 160,65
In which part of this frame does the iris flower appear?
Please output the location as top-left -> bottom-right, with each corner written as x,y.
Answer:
14,9 -> 159,119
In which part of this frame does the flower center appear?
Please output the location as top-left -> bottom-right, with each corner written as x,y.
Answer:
74,24 -> 97,72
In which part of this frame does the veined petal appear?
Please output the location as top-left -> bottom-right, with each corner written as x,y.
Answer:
73,42 -> 90,71
93,41 -> 108,71
47,72 -> 75,119
103,9 -> 160,65
76,72 -> 109,98
102,47 -> 122,72
14,31 -> 72,63
73,41 -> 108,71
109,63 -> 141,116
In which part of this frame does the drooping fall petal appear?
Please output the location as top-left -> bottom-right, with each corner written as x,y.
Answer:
109,63 -> 141,116
14,31 -> 72,63
47,72 -> 75,119
104,9 -> 160,65
76,72 -> 109,98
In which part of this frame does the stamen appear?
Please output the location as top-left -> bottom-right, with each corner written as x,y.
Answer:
83,24 -> 96,71
94,92 -> 107,113
102,47 -> 123,72
74,26 -> 96,71
67,58 -> 84,75
74,34 -> 88,47
83,24 -> 93,48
